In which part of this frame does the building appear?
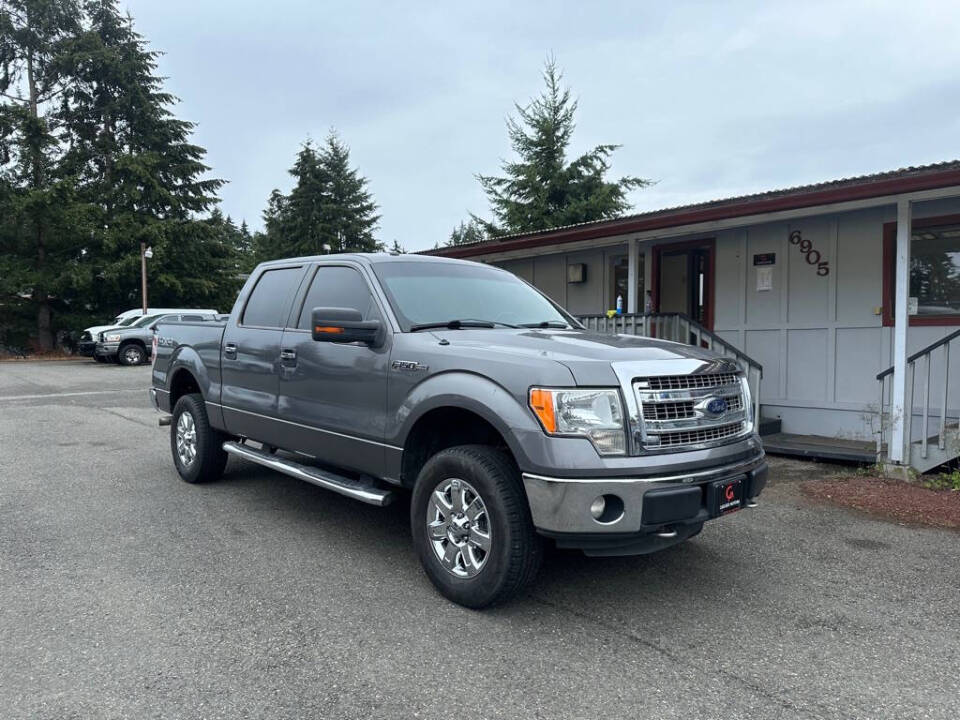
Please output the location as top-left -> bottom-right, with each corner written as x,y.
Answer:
429,162 -> 960,472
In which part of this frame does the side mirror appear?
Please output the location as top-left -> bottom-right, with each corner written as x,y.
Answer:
311,307 -> 381,345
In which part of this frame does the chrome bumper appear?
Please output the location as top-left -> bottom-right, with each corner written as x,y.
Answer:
522,450 -> 767,535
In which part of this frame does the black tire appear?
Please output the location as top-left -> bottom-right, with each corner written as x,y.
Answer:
170,393 -> 228,484
118,342 -> 146,366
410,445 -> 543,608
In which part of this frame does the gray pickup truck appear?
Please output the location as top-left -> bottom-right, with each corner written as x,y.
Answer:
151,254 -> 767,607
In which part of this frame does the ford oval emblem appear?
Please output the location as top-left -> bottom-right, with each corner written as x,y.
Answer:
705,397 -> 729,416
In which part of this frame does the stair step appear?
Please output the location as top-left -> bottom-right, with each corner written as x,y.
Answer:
222,441 -> 396,506
761,432 -> 876,463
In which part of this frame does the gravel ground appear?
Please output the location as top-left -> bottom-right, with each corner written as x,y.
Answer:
1,360 -> 958,720
803,475 -> 960,529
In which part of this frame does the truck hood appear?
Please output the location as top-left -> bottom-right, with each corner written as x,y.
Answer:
85,324 -> 122,336
427,328 -> 731,385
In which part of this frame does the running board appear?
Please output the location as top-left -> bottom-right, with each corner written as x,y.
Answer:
222,441 -> 395,507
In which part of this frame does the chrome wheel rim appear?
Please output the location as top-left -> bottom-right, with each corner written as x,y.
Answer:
175,411 -> 197,467
427,478 -> 491,578
124,346 -> 141,364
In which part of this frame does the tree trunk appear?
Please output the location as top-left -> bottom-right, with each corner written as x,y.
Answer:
27,49 -> 54,351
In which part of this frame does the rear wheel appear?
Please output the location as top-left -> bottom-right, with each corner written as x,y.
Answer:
118,343 -> 146,366
171,393 -> 228,483
410,445 -> 543,608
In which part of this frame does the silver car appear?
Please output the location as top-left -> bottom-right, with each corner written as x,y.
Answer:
96,312 -> 217,365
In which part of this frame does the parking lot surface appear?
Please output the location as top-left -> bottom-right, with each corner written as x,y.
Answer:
1,360 -> 958,719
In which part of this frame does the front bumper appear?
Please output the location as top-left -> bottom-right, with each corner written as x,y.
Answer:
522,450 -> 767,555
77,340 -> 97,356
94,342 -> 119,358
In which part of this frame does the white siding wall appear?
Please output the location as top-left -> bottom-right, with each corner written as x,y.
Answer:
703,199 -> 960,440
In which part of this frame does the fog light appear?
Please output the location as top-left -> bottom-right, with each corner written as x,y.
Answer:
590,496 -> 606,519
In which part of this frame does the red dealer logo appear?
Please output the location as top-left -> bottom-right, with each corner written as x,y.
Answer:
725,484 -> 736,502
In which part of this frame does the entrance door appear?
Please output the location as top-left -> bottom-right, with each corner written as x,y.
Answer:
653,240 -> 714,329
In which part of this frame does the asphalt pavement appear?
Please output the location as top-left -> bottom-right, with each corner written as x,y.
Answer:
1,360 -> 958,719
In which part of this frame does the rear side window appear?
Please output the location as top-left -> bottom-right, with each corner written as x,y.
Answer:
296,266 -> 377,330
242,267 -> 301,327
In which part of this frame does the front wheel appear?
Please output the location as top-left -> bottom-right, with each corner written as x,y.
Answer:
170,393 -> 228,483
118,343 -> 146,366
410,445 -> 543,608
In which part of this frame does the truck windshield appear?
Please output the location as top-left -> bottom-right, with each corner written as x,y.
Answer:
131,314 -> 162,328
373,261 -> 573,332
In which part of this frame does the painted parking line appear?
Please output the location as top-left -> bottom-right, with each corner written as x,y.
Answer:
0,388 -> 147,402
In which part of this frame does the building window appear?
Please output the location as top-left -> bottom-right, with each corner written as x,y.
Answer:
609,254 -> 644,312
883,215 -> 960,326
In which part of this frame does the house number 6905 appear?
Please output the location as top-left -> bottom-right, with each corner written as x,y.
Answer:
788,230 -> 830,276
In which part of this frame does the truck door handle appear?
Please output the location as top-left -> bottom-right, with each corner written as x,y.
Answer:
280,348 -> 297,363
224,342 -> 237,359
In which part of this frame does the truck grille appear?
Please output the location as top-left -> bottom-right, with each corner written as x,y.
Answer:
657,421 -> 745,447
634,371 -> 750,450
641,393 -> 742,421
641,372 -> 740,391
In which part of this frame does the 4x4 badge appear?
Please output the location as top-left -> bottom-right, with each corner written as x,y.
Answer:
392,360 -> 428,372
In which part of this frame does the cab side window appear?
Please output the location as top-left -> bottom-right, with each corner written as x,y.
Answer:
296,266 -> 377,330
242,267 -> 301,328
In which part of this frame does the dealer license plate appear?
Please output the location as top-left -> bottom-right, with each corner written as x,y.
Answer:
714,477 -> 743,516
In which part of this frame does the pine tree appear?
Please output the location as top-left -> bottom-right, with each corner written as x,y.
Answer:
57,0 -> 224,318
316,132 -> 380,253
476,58 -> 651,235
0,0 -> 83,349
388,239 -> 405,254
258,131 -> 381,259
447,217 -> 486,246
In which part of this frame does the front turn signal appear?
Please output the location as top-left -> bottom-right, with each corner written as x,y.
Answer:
529,388 -> 557,434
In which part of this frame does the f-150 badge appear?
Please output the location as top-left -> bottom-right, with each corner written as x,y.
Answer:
392,360 -> 428,372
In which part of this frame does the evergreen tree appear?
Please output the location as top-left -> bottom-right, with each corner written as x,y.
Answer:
476,58 -> 651,235
0,0 -> 83,349
258,131 -> 380,260
447,217 -> 486,246
316,132 -> 380,253
388,239 -> 405,254
57,0 -> 224,318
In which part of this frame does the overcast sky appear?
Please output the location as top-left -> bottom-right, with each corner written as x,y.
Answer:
123,0 -> 960,251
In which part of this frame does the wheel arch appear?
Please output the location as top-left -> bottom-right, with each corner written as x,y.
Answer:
396,373 -> 539,488
166,345 -> 226,430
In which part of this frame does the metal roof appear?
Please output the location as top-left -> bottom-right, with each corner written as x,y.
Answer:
428,160 -> 960,258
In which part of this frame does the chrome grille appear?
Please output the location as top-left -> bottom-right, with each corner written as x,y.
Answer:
642,400 -> 695,420
634,371 -> 750,450
640,372 -> 740,391
641,392 -> 742,421
657,422 -> 745,447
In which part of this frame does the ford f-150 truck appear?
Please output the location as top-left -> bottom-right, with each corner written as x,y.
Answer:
151,254 -> 767,607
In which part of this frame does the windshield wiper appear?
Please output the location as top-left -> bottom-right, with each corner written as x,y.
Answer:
409,319 -> 517,332
518,321 -> 571,328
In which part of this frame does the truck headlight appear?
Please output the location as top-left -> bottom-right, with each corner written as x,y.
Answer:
529,388 -> 626,456
104,334 -> 121,342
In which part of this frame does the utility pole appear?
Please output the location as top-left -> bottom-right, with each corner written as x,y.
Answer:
140,243 -> 153,314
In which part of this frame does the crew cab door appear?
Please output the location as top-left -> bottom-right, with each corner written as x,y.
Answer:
277,262 -> 391,478
220,264 -> 306,448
